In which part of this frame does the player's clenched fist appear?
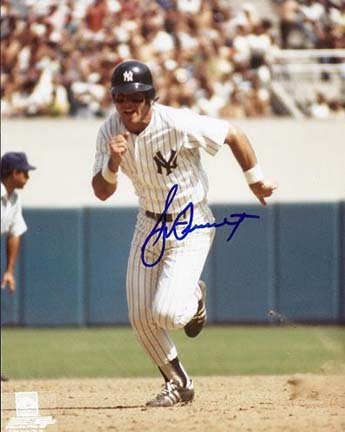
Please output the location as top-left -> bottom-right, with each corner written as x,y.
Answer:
108,132 -> 129,171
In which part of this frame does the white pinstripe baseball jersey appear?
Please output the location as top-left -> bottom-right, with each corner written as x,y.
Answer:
93,103 -> 229,212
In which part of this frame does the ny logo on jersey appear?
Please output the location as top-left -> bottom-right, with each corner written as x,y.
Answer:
123,70 -> 134,82
154,150 -> 178,175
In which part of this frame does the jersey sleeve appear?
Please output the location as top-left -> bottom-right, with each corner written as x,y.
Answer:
9,198 -> 27,237
182,110 -> 229,156
92,127 -> 110,177
92,113 -> 124,177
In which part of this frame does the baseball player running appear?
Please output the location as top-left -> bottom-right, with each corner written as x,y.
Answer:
92,60 -> 276,407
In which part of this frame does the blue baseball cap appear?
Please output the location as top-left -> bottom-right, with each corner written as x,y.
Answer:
1,152 -> 36,178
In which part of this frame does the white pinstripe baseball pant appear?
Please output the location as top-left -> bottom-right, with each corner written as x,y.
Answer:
126,202 -> 215,369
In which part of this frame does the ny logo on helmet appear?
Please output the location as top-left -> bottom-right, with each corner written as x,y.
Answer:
123,71 -> 134,82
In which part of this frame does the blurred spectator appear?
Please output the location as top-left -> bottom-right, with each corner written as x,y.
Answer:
275,0 -> 345,49
308,91 -> 345,118
219,87 -> 246,118
85,0 -> 108,33
329,98 -> 345,118
276,0 -> 301,48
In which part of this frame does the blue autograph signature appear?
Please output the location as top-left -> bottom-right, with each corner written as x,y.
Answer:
141,184 -> 260,267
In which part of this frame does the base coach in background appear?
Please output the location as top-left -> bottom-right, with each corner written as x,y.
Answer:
1,151 -> 36,381
92,60 -> 276,407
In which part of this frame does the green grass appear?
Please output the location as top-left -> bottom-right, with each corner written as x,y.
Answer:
1,326 -> 344,379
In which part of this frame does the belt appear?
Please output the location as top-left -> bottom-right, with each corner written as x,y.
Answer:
145,210 -> 185,222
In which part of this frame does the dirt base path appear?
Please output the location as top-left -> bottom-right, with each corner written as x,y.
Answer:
2,375 -> 345,432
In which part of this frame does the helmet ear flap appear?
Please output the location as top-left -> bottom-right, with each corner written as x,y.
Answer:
146,89 -> 156,101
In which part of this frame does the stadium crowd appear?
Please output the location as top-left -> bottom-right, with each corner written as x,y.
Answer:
274,0 -> 345,49
1,0 -> 345,119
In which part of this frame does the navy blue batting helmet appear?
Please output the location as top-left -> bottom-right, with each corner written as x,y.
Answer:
110,60 -> 156,98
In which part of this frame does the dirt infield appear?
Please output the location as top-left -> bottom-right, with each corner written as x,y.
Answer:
1,375 -> 345,432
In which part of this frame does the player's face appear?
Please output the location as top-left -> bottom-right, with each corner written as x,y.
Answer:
113,92 -> 152,133
12,170 -> 29,189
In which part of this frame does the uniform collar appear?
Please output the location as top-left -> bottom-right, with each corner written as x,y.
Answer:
1,182 -> 7,199
1,182 -> 17,201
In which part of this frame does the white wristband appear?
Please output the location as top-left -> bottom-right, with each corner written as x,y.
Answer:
244,164 -> 264,185
101,160 -> 118,184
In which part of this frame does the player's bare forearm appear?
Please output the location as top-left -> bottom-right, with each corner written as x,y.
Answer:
92,172 -> 117,201
2,235 -> 21,292
225,125 -> 257,171
225,125 -> 277,206
6,235 -> 20,273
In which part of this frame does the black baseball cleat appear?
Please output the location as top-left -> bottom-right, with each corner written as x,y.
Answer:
146,380 -> 194,407
1,375 -> 9,382
184,280 -> 207,338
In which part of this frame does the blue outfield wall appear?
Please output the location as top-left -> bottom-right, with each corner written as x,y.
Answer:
1,202 -> 344,326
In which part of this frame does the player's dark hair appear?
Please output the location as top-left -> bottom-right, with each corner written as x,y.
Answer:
0,168 -> 12,180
